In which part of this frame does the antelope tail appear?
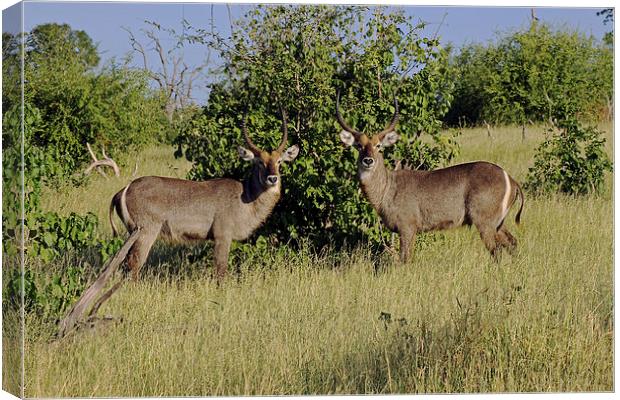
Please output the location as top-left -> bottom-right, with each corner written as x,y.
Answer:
514,182 -> 524,225
109,190 -> 122,237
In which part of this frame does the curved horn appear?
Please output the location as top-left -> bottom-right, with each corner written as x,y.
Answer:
241,113 -> 262,155
277,106 -> 288,153
377,94 -> 399,139
335,90 -> 362,139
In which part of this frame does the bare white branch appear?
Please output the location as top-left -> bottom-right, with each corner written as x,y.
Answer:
84,143 -> 120,178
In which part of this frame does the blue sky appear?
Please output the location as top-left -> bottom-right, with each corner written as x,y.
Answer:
2,2 -> 612,104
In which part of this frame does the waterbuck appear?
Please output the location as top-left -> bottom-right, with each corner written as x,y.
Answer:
109,113 -> 299,281
336,93 -> 524,262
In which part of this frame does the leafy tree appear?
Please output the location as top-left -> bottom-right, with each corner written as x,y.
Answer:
443,44 -> 490,126
594,9 -> 614,119
2,23 -> 169,182
27,23 -> 100,68
524,117 -> 611,195
177,5 -> 457,247
2,32 -> 22,111
446,23 -> 613,125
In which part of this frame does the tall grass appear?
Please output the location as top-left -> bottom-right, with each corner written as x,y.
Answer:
23,123 -> 613,395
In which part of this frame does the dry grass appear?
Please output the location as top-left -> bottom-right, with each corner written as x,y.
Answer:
22,122 -> 613,396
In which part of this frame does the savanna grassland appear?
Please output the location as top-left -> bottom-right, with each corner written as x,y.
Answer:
23,122 -> 613,396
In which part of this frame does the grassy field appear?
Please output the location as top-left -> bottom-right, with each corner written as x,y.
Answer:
22,122 -> 613,396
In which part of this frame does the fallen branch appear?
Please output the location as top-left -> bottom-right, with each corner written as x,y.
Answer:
86,143 -> 108,178
57,229 -> 140,338
84,143 -> 121,178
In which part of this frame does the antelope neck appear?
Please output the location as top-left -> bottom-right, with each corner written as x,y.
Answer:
359,162 -> 393,210
242,167 -> 281,207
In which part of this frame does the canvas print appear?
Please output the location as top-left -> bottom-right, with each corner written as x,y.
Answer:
2,1 -> 614,397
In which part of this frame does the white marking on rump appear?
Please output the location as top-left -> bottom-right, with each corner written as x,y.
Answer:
500,170 -> 511,223
120,183 -> 135,229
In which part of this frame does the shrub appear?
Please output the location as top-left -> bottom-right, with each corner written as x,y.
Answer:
26,212 -> 98,263
5,263 -> 88,320
524,118 -> 612,195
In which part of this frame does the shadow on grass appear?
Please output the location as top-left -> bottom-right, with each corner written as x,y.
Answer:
138,242 -> 214,280
138,241 -> 372,282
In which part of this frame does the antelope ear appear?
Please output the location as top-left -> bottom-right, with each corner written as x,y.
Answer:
340,130 -> 355,147
281,145 -> 300,162
380,131 -> 400,148
238,146 -> 256,161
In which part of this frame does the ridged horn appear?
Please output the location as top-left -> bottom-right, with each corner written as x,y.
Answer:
241,113 -> 262,155
377,94 -> 399,139
335,90 -> 362,139
277,106 -> 288,153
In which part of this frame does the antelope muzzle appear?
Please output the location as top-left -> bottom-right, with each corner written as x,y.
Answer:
361,157 -> 375,169
266,175 -> 279,186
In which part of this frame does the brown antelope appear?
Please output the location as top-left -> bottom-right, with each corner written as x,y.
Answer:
336,93 -> 524,262
109,113 -> 299,281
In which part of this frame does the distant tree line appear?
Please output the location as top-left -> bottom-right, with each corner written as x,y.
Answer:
2,23 -> 170,181
445,22 -> 613,126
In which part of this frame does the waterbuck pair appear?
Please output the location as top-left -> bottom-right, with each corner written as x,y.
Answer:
109,98 -> 523,281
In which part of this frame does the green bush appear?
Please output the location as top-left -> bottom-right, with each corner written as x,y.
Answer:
26,212 -> 98,263
524,118 -> 612,195
5,263 -> 88,320
177,5 -> 457,248
3,23 -> 169,182
445,23 -> 613,125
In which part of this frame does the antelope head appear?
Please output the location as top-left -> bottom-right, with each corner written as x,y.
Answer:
336,91 -> 400,177
238,109 -> 299,189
